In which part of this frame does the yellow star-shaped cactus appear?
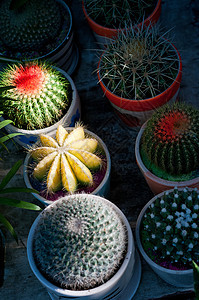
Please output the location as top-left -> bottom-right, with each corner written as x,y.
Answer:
30,125 -> 102,193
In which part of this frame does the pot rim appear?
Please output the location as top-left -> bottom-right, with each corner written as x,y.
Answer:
97,38 -> 182,111
135,187 -> 194,275
135,121 -> 199,186
23,128 -> 111,205
27,193 -> 134,296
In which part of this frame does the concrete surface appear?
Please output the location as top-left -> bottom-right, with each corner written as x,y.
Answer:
0,0 -> 198,299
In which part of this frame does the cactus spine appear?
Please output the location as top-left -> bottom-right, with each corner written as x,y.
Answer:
0,61 -> 70,130
30,125 -> 102,193
140,102 -> 199,180
99,24 -> 179,100
33,195 -> 127,290
0,0 -> 62,52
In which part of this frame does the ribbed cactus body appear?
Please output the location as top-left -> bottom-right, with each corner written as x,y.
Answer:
33,195 -> 127,290
0,0 -> 62,52
0,62 -> 70,130
141,103 -> 199,180
31,125 -> 102,193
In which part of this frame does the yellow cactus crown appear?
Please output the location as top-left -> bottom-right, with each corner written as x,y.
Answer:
30,124 -> 102,193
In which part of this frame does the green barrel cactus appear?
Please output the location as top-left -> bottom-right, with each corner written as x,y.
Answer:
85,0 -> 156,28
0,0 -> 62,52
99,24 -> 179,100
33,195 -> 127,290
140,102 -> 199,181
0,61 -> 70,130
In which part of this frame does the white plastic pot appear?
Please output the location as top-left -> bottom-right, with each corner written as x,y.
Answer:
23,128 -> 111,205
2,68 -> 81,148
27,194 -> 141,299
135,122 -> 199,194
135,189 -> 194,288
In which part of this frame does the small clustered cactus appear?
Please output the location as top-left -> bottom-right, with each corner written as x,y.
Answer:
140,102 -> 199,181
33,195 -> 127,290
141,187 -> 199,269
85,0 -> 156,28
0,61 -> 70,130
99,24 -> 179,100
0,0 -> 62,52
30,124 -> 102,193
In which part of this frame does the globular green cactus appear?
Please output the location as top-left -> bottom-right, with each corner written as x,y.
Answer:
99,24 -> 179,100
141,187 -> 199,268
140,102 -> 199,181
0,0 -> 62,52
85,0 -> 156,28
0,61 -> 70,130
33,195 -> 127,290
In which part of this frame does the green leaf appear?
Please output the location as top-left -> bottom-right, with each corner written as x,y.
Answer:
9,0 -> 28,10
0,133 -> 22,145
193,261 -> 199,300
0,187 -> 39,194
0,213 -> 18,243
0,120 -> 13,130
0,197 -> 41,211
0,160 -> 22,190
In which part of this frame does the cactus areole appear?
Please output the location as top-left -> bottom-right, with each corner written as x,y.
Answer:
0,61 -> 71,130
32,195 -> 128,290
140,103 -> 199,181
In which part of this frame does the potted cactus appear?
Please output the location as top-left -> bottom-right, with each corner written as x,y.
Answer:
23,124 -> 111,205
0,0 -> 78,74
82,0 -> 161,46
0,60 -> 81,148
135,102 -> 199,194
27,193 -> 140,299
97,24 -> 182,127
136,187 -> 198,288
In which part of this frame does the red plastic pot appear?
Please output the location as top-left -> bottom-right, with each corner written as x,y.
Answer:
97,40 -> 182,128
82,0 -> 161,44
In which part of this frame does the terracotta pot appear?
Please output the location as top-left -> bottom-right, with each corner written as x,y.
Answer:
23,128 -> 111,205
97,40 -> 182,128
82,0 -> 161,46
135,122 -> 199,194
2,68 -> 81,148
135,188 -> 194,288
27,194 -> 141,299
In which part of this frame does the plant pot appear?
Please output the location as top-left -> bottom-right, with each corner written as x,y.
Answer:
82,0 -> 161,46
2,68 -> 81,148
97,40 -> 182,128
27,194 -> 141,299
0,0 -> 79,75
23,128 -> 111,205
135,189 -> 194,288
135,122 -> 199,194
